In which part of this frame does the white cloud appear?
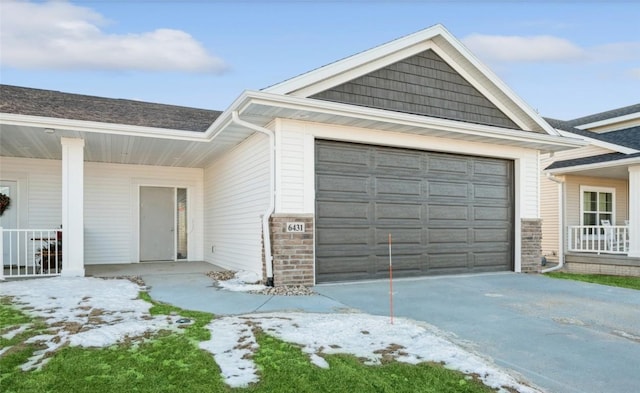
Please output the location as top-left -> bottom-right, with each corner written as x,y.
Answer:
0,1 -> 227,73
462,34 -> 586,63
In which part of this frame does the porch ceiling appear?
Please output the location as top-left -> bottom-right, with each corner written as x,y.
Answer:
0,122 -> 254,168
551,165 -> 630,180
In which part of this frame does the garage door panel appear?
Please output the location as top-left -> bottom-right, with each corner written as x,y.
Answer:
317,201 -> 369,221
375,178 -> 422,197
317,144 -> 370,166
474,206 -> 509,221
428,229 -> 469,244
316,174 -> 370,195
316,227 -> 370,246
428,156 -> 469,174
375,203 -> 423,220
429,205 -> 469,220
474,184 -> 509,200
428,181 -> 469,198
474,160 -> 509,177
376,151 -> 423,171
315,140 -> 513,283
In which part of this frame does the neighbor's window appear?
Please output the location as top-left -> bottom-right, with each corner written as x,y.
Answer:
580,186 -> 614,227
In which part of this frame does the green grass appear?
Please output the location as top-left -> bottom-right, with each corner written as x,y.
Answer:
0,293 -> 499,393
545,272 -> 640,290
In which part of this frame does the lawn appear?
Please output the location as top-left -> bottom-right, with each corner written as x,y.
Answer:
1,293 -> 497,393
545,272 -> 640,290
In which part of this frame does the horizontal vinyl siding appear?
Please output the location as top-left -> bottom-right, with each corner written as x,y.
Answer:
1,157 -> 204,265
565,175 -> 628,227
0,157 -> 61,228
204,133 -> 270,274
540,154 -> 560,261
85,162 -> 203,264
277,131 -> 306,213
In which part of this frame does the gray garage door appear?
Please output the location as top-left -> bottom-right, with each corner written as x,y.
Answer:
315,140 -> 513,283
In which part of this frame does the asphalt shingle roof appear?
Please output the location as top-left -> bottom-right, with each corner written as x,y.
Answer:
0,84 -> 222,132
565,103 -> 640,127
545,151 -> 640,170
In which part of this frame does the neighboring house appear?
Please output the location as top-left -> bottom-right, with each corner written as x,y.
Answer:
1,24 -> 582,284
541,105 -> 640,275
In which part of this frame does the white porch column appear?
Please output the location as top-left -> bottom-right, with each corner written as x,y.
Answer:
628,166 -> 640,258
61,138 -> 85,276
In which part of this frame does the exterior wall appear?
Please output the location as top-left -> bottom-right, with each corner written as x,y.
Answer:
564,253 -> 640,276
204,133 -> 270,275
564,175 -> 628,227
539,145 -> 623,261
0,157 -> 61,230
0,156 -> 205,265
270,214 -> 314,286
521,219 -> 542,273
84,161 -> 204,264
274,118 -> 543,275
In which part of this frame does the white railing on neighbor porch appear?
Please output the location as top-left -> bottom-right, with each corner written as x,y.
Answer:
567,225 -> 629,254
1,228 -> 63,279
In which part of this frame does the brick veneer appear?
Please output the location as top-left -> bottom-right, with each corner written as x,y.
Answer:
521,219 -> 542,273
269,214 -> 314,287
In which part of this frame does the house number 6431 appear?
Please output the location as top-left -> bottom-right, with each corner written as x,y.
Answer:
286,222 -> 305,233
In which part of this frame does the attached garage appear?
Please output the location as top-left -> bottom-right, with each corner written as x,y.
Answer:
315,140 -> 514,283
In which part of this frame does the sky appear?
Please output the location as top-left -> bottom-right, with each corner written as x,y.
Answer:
1,276 -> 540,392
1,0 -> 639,120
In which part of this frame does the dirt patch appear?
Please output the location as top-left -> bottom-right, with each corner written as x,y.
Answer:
207,270 -> 236,281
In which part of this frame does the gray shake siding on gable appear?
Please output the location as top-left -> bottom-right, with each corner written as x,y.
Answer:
311,50 -> 521,130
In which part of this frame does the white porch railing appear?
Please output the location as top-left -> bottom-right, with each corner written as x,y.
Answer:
567,225 -> 629,254
1,228 -> 63,279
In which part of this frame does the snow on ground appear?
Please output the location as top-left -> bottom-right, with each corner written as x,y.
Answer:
201,313 -> 543,393
2,277 -> 541,393
0,277 -> 182,370
216,270 -> 266,292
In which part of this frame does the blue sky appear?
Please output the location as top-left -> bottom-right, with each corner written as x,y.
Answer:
1,1 -> 639,120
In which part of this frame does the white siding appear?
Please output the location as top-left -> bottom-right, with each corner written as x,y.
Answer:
84,162 -> 204,264
204,133 -> 270,274
0,156 -> 204,265
0,157 -> 61,228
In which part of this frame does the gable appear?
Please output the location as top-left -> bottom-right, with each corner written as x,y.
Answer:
309,49 -> 520,130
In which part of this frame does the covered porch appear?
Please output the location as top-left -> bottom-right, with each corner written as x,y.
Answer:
545,156 -> 640,275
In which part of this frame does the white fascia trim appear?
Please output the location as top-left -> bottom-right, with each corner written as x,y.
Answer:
575,112 -> 640,130
557,129 -> 638,154
235,91 -> 584,150
0,112 -> 212,142
546,156 -> 640,175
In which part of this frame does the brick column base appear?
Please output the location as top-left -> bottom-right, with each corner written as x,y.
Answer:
270,214 -> 314,287
521,219 -> 542,273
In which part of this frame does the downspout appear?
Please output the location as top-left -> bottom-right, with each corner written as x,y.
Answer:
230,111 -> 276,286
542,172 -> 565,273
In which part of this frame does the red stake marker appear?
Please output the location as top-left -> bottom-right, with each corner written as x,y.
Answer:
389,233 -> 394,325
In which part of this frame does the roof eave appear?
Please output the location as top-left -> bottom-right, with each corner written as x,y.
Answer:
214,90 -> 584,153
546,156 -> 640,175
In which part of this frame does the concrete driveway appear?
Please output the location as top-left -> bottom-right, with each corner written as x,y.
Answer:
314,273 -> 640,393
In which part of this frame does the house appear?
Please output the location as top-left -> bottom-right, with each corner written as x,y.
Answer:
1,24 -> 583,284
541,105 -> 640,275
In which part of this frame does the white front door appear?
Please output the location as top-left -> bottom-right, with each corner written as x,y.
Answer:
1,181 -> 18,266
140,186 -> 175,261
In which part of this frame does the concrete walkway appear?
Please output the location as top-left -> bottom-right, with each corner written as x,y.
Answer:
87,263 -> 640,393
86,262 -> 352,315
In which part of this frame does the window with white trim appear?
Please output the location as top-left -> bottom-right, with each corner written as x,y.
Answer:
580,186 -> 615,227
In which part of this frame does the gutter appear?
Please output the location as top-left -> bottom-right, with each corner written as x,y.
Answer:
542,173 -> 565,273
230,111 -> 276,286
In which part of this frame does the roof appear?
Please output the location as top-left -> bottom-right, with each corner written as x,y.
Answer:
545,151 -> 640,170
0,84 -> 222,132
565,103 -> 640,128
544,117 -> 640,151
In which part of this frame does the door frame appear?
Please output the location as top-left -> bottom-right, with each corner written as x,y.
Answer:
131,179 -> 194,263
0,173 -> 29,229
